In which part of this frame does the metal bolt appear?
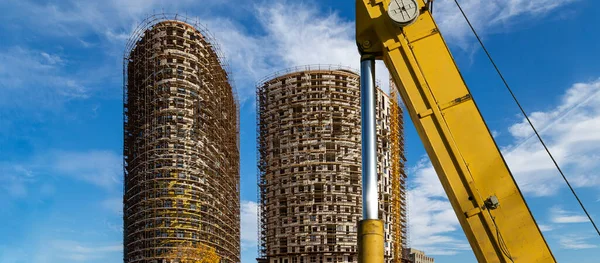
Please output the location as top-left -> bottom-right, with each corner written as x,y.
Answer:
362,40 -> 372,49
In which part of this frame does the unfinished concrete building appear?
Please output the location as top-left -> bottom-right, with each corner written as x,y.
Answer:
408,249 -> 434,263
256,66 -> 407,263
123,15 -> 240,263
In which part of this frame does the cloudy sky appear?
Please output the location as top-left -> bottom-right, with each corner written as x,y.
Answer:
1,0 -> 599,262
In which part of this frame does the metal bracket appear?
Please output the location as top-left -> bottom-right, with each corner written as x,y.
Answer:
485,196 -> 500,210
417,109 -> 433,118
465,207 -> 482,218
440,94 -> 472,111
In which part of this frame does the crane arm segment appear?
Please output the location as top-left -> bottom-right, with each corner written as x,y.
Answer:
356,1 -> 556,262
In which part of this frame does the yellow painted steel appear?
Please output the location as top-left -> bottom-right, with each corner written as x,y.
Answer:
358,219 -> 385,263
356,0 -> 556,262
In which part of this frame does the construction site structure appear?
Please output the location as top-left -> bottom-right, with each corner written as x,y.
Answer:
256,65 -> 408,263
407,249 -> 434,263
123,14 -> 240,263
389,80 -> 410,263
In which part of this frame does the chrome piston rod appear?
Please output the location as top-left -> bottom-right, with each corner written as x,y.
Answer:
360,58 -> 378,220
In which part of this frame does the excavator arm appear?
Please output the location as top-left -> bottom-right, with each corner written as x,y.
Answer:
355,1 -> 556,262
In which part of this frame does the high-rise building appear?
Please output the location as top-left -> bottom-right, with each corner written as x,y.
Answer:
256,66 -> 407,263
408,249 -> 434,263
123,15 -> 240,263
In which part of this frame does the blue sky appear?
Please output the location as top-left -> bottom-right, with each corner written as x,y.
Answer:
0,0 -> 599,262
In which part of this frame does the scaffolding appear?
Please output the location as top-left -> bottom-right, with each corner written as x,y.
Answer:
123,14 -> 240,263
256,66 -> 407,263
389,80 -> 409,263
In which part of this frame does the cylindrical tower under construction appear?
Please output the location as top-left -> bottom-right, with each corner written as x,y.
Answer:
123,15 -> 240,263
256,66 -> 407,263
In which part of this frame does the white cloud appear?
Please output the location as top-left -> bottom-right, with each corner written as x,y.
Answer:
538,224 -> 555,232
241,200 -> 259,250
40,183 -> 57,196
503,79 -> 600,196
407,158 -> 469,255
53,240 -> 122,253
1,238 -> 122,263
0,164 -> 36,199
0,150 -> 122,198
559,235 -> 598,250
256,2 -> 356,68
433,0 -> 579,47
50,150 -> 122,190
1,175 -> 29,198
2,0 -> 372,103
406,78 -> 600,254
202,2 -> 391,99
199,17 -> 273,100
105,220 -> 124,234
0,164 -> 58,214
0,0 -> 236,109
41,52 -> 64,65
101,197 -> 123,216
0,0 -> 580,108
4,0 -> 578,107
254,2 -> 392,93
491,130 -> 500,138
0,47 -> 88,109
0,246 -> 27,263
550,207 -> 589,224
50,240 -> 122,261
3,0 -> 194,40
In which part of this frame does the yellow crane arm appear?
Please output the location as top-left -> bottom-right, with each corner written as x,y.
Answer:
356,1 -> 555,262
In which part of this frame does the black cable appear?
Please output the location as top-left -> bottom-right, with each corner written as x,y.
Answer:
452,0 -> 600,237
487,210 -> 515,263
424,0 -> 434,14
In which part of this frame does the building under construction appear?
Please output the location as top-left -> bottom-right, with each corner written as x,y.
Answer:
123,15 -> 240,263
256,66 -> 408,263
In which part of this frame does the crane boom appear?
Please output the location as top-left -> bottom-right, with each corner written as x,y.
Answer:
356,1 -> 556,262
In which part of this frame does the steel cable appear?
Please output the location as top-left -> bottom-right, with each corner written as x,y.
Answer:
452,0 -> 600,237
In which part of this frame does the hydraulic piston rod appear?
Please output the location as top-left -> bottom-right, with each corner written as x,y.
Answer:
360,58 -> 378,221
358,57 -> 384,263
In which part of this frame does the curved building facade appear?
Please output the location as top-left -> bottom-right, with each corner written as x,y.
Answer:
124,16 -> 240,263
256,66 -> 407,263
